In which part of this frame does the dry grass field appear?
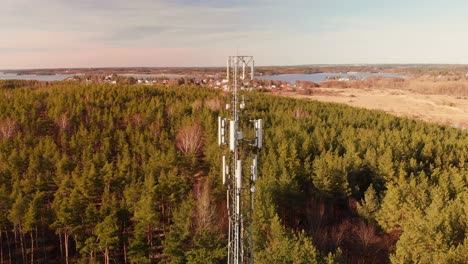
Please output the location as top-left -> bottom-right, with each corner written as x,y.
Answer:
277,77 -> 468,129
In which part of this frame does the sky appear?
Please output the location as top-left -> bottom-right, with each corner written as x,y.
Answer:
2,0 -> 468,69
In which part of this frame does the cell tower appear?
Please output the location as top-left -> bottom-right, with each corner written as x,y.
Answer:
219,56 -> 262,264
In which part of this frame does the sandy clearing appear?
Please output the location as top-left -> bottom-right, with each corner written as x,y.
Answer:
284,88 -> 468,129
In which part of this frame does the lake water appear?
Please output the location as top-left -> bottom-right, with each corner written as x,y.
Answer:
259,72 -> 407,83
0,72 -> 186,81
0,72 -> 76,81
0,71 -> 406,82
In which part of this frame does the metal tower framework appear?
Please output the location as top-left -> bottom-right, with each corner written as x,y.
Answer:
219,56 -> 262,264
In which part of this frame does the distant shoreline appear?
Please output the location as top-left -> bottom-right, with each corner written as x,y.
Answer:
2,64 -> 468,79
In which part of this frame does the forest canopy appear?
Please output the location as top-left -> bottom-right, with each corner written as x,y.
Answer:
0,80 -> 466,263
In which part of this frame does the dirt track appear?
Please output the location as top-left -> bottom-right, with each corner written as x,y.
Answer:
286,88 -> 468,130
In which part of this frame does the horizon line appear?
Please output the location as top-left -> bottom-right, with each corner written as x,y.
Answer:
3,63 -> 468,71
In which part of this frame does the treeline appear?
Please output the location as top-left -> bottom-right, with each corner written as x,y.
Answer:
319,77 -> 468,97
0,80 -> 466,263
251,94 -> 467,263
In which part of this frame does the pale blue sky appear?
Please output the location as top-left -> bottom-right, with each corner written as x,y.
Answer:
1,0 -> 468,69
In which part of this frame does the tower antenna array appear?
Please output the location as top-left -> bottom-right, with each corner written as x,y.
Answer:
219,56 -> 262,264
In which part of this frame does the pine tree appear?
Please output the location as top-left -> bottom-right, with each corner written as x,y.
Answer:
377,148 -> 395,183
52,187 -> 85,264
8,190 -> 29,264
132,173 -> 159,260
255,215 -> 292,263
0,185 -> 12,263
23,191 -> 45,264
312,151 -> 348,196
95,213 -> 120,264
186,228 -> 225,264
356,185 -> 380,223
291,231 -> 320,264
162,197 -> 193,264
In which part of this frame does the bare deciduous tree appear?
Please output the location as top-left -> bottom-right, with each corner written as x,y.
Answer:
354,221 -> 378,251
166,105 -> 174,117
176,123 -> 204,155
149,120 -> 162,138
196,179 -> 215,229
131,113 -> 143,126
204,98 -> 221,111
191,100 -> 202,112
293,108 -> 310,120
0,118 -> 16,139
57,114 -> 69,132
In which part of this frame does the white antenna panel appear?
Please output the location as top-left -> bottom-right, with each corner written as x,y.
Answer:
218,117 -> 221,145
237,131 -> 243,140
218,117 -> 226,145
220,56 -> 259,262
251,155 -> 257,183
222,155 -> 227,185
222,119 -> 226,144
256,119 -> 263,149
229,120 -> 236,152
236,160 -> 242,189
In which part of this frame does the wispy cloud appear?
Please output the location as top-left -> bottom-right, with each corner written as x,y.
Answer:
2,0 -> 468,68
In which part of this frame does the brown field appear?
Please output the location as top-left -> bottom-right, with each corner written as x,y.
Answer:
276,78 -> 468,130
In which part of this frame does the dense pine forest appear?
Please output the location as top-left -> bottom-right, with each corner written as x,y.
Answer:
0,80 -> 466,263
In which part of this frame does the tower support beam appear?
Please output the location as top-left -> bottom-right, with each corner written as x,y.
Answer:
220,56 -> 261,264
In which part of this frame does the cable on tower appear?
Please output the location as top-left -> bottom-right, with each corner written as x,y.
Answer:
219,56 -> 262,264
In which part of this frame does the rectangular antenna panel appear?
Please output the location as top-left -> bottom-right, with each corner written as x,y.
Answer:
256,119 -> 263,149
237,131 -> 243,140
222,118 -> 226,144
218,117 -> 223,145
236,160 -> 242,189
229,120 -> 236,152
222,155 -> 226,185
218,117 -> 226,146
252,155 -> 257,182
